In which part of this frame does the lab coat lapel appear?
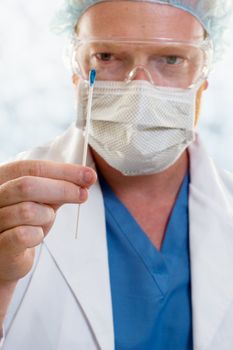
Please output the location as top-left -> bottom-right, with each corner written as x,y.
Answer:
23,125 -> 114,350
44,183 -> 114,350
189,135 -> 233,350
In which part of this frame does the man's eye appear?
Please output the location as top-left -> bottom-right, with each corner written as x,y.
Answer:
165,56 -> 184,65
95,53 -> 114,61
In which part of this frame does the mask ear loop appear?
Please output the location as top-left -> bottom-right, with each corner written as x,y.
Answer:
75,69 -> 96,239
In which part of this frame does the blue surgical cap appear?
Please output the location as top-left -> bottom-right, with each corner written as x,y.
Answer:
51,0 -> 233,61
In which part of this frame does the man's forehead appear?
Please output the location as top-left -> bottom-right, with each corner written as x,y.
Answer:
53,0 -> 233,62
77,2 -> 205,42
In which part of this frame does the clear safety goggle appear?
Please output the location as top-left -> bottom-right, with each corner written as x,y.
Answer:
71,37 -> 213,89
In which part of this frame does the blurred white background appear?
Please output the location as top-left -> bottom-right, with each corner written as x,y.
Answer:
0,0 -> 233,170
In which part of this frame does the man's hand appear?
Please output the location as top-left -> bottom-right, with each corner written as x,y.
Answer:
0,160 -> 97,282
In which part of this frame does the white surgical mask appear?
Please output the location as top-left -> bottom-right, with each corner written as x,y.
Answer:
76,80 -> 198,176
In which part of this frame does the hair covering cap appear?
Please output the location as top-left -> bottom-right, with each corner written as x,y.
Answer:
51,0 -> 233,61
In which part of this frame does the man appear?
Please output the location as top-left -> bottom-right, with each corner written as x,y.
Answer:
0,0 -> 233,349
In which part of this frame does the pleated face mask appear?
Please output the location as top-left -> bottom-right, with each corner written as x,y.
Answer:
76,79 -> 199,176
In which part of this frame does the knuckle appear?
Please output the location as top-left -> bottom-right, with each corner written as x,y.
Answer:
43,206 -> 55,224
14,226 -> 29,246
14,226 -> 43,248
0,206 -> 15,232
0,180 -> 10,198
14,160 -> 43,177
62,183 -> 74,201
0,160 -> 44,187
47,207 -> 56,221
16,176 -> 34,199
13,160 -> 28,177
19,202 -> 36,223
61,183 -> 85,203
26,160 -> 44,177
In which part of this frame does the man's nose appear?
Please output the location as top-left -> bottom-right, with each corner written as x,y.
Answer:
127,65 -> 154,84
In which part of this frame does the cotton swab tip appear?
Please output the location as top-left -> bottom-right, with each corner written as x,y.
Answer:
89,69 -> 96,87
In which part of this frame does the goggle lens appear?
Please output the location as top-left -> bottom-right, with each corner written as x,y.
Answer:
72,38 -> 212,88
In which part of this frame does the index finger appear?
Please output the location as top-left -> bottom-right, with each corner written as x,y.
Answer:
0,160 -> 97,187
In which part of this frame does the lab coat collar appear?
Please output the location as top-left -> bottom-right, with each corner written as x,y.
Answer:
189,135 -> 233,350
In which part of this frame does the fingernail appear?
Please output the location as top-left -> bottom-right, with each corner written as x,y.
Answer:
83,170 -> 93,183
79,188 -> 87,201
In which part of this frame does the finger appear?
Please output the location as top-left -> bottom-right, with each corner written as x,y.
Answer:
0,160 -> 97,187
0,226 -> 44,255
0,176 -> 88,208
0,202 -> 55,233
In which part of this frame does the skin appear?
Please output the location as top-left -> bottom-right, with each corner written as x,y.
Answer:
0,1 -> 208,329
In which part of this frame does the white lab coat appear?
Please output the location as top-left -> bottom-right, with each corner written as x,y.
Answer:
2,124 -> 233,350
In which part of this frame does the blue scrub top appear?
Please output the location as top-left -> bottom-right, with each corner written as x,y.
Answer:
99,173 -> 192,350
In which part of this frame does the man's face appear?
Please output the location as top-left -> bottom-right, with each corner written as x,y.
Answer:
75,1 -> 208,122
